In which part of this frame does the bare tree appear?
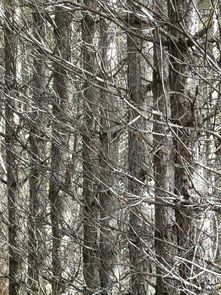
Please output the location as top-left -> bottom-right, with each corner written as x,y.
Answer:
28,7 -> 48,295
82,1 -> 100,293
0,1 -> 220,295
48,6 -> 73,295
3,1 -> 21,295
127,1 -> 155,294
99,1 -> 121,294
153,1 -> 180,294
167,0 -> 216,293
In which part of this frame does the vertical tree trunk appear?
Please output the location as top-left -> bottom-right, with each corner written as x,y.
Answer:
48,7 -> 72,295
127,2 -> 155,294
153,3 -> 179,295
28,9 -> 47,295
3,1 -> 21,295
168,3 -> 198,289
168,0 -> 215,293
99,2 -> 120,293
82,1 -> 100,293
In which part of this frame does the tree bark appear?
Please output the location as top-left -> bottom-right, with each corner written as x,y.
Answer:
48,7 -> 72,295
28,9 -> 47,295
168,0 -> 215,293
127,2 -> 155,294
99,2 -> 120,293
82,1 -> 100,293
153,3 -> 180,295
3,1 -> 21,295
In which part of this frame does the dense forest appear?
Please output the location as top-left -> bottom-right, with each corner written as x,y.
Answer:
0,0 -> 221,295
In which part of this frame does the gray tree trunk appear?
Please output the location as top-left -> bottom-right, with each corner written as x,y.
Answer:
48,7 -> 72,295
168,1 -> 215,294
82,1 -> 100,293
28,9 -> 47,295
99,2 -> 120,293
3,2 -> 21,295
153,2 -> 180,295
127,2 -> 155,294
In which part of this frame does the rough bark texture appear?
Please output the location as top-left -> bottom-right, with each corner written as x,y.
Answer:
168,1 -> 215,294
99,5 -> 120,294
82,1 -> 100,293
48,7 -> 72,295
4,2 -> 21,295
28,10 -> 47,295
127,2 -> 155,294
169,3 -> 198,293
153,18 -> 180,295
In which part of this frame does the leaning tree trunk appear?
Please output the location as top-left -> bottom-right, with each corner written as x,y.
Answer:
153,2 -> 180,295
28,8 -> 47,295
99,1 -> 120,294
48,7 -> 72,295
82,1 -> 100,293
3,1 -> 21,295
127,1 -> 155,294
168,0 -> 215,294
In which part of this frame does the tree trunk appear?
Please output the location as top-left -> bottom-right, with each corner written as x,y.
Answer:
153,3 -> 179,295
127,2 -> 155,294
28,9 -> 47,295
48,7 -> 72,295
82,1 -> 100,293
99,2 -> 120,293
3,1 -> 21,295
168,0 -> 215,293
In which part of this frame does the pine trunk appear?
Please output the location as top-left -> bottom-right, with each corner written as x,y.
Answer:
49,7 -> 72,295
127,2 -> 155,294
28,9 -> 47,295
99,2 -> 120,293
4,1 -> 21,295
82,1 -> 100,293
168,1 -> 215,293
153,3 -> 179,295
